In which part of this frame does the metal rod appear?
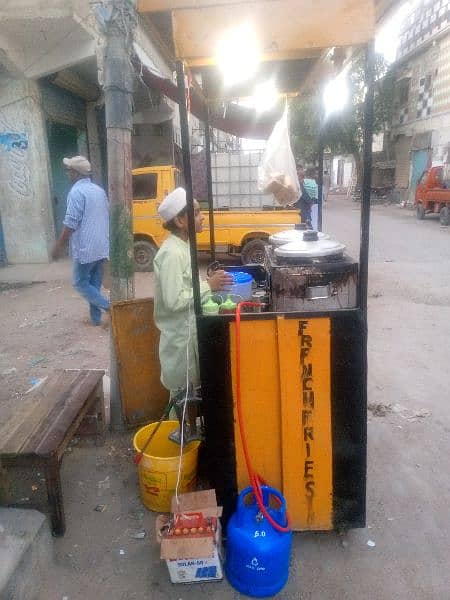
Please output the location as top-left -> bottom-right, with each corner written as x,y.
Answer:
359,42 -> 375,316
176,60 -> 202,316
317,127 -> 325,232
204,107 -> 216,262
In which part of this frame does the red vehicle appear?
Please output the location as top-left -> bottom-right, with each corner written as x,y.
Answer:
415,166 -> 450,226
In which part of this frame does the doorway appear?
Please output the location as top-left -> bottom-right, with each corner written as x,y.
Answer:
337,159 -> 345,186
409,148 -> 430,204
47,122 -> 79,237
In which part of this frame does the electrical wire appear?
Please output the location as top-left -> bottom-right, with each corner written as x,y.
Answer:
174,294 -> 192,508
235,302 -> 291,533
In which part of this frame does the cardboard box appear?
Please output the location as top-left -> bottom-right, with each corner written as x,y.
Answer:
157,489 -> 223,584
166,548 -> 223,584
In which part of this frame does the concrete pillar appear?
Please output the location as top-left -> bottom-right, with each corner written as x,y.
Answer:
86,101 -> 103,185
0,76 -> 54,263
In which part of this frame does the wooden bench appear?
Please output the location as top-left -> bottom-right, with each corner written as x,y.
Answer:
0,369 -> 105,536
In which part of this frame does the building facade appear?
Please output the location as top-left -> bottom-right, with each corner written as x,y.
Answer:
391,0 -> 450,204
0,0 -> 175,264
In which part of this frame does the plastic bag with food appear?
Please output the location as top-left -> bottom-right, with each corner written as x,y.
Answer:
258,108 -> 300,206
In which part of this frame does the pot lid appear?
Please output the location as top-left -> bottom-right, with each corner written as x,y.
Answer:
269,229 -> 330,246
274,231 -> 346,259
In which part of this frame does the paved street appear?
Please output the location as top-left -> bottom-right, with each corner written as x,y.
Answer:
1,195 -> 450,598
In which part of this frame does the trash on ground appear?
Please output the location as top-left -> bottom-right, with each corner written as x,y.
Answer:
127,528 -> 146,539
157,489 -> 223,584
391,403 -> 431,422
367,540 -> 376,548
97,475 -> 110,492
31,485 -> 38,492
368,402 -> 392,417
47,286 -> 62,293
94,504 -> 107,512
28,356 -> 47,367
25,376 -> 47,394
129,509 -> 145,521
407,409 -> 431,421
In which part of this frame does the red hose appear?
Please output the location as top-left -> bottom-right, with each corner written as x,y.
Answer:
235,303 -> 291,533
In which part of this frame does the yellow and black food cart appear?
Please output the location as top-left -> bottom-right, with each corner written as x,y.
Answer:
137,0 -> 378,531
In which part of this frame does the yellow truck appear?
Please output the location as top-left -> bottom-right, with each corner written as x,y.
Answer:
132,165 -> 300,270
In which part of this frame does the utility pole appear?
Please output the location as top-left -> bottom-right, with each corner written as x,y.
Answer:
97,0 -> 136,429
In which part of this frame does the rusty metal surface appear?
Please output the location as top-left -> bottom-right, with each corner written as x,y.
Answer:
265,246 -> 358,311
111,298 -> 169,426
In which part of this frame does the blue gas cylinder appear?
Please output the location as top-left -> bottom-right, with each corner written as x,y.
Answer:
225,486 -> 292,598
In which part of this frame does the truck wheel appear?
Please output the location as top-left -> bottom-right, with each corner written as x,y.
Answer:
241,239 -> 266,264
416,204 -> 425,220
440,206 -> 450,227
134,239 -> 157,272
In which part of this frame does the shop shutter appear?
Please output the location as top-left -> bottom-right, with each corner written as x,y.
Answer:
394,136 -> 411,188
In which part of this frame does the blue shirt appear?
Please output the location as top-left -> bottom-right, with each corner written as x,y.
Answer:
303,178 -> 318,200
63,178 -> 109,264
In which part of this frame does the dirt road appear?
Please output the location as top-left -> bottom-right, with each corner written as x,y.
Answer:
1,196 -> 450,599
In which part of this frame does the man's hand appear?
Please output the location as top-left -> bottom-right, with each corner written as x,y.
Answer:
51,226 -> 73,260
51,241 -> 62,260
207,269 -> 233,292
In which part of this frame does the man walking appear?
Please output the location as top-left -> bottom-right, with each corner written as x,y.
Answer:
295,164 -> 311,227
295,164 -> 319,229
52,156 -> 110,326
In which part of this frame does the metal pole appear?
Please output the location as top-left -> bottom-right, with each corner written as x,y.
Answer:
317,127 -> 325,231
100,0 -> 136,430
359,41 -> 375,316
204,107 -> 216,262
176,61 -> 202,316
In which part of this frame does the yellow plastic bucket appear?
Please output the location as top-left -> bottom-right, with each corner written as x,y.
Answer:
133,420 -> 201,512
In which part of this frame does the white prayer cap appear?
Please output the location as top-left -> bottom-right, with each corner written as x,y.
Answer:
63,156 -> 91,175
158,187 -> 187,222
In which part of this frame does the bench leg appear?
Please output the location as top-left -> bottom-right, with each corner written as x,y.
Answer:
94,381 -> 106,446
44,459 -> 65,537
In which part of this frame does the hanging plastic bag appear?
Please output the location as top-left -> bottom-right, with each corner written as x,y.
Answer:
258,108 -> 300,206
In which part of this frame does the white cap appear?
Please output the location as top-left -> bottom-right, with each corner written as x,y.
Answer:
158,187 -> 187,222
63,155 -> 91,176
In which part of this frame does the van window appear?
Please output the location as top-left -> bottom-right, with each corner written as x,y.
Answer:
133,173 -> 157,200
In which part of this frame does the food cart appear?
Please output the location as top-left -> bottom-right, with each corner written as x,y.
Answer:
137,0 -> 377,531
